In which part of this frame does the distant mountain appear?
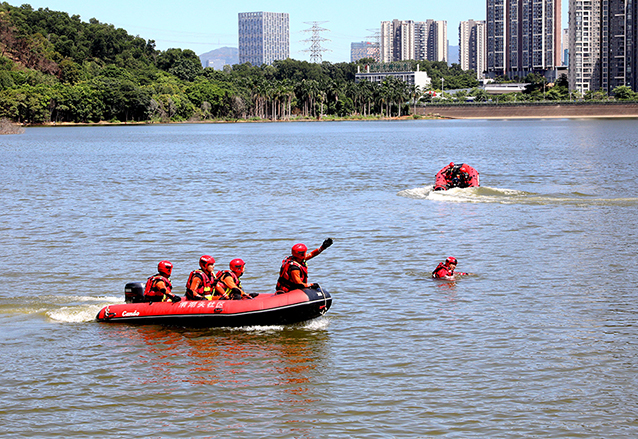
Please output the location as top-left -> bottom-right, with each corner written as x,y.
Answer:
448,45 -> 459,65
199,47 -> 239,69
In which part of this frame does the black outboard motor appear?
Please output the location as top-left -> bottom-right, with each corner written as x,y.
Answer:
124,282 -> 146,303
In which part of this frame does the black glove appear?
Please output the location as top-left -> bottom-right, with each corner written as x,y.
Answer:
171,295 -> 182,303
249,292 -> 259,298
310,283 -> 320,289
321,238 -> 333,249
230,288 -> 243,300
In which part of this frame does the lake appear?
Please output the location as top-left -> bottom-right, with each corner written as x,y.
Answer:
1,119 -> 638,438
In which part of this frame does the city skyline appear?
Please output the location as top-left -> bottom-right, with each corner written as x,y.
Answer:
19,0 -> 569,64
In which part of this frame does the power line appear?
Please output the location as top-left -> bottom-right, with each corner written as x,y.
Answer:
301,21 -> 331,63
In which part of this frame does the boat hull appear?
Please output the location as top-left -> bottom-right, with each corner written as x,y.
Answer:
96,287 -> 332,328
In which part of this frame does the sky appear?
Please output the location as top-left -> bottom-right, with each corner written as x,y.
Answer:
17,0 -> 568,63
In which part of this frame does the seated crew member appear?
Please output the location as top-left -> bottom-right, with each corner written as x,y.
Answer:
185,255 -> 218,301
216,258 -> 257,300
433,162 -> 480,191
144,260 -> 181,302
276,238 -> 333,293
431,257 -> 469,279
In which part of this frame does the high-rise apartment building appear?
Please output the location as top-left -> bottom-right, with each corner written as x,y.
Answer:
380,19 -> 447,63
432,21 -> 448,63
568,0 -> 601,92
568,0 -> 637,93
238,12 -> 289,66
486,0 -> 561,77
459,20 -> 486,78
381,20 -> 415,62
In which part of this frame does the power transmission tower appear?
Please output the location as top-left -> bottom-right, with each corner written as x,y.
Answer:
366,28 -> 381,62
302,21 -> 331,63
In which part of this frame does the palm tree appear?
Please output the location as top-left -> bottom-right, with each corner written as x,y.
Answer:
282,80 -> 294,120
379,80 -> 391,117
409,84 -> 422,115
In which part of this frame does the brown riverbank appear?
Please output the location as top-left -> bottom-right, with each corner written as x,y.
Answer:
22,102 -> 638,127
415,102 -> 638,119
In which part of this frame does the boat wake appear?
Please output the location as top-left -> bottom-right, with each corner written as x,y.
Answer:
47,295 -> 122,323
398,186 -> 638,206
0,294 -> 122,323
226,316 -> 330,333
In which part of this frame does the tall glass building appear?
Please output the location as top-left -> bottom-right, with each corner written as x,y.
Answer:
351,41 -> 379,62
238,12 -> 289,66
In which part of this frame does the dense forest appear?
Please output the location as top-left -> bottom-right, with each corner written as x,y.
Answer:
2,3 -> 630,125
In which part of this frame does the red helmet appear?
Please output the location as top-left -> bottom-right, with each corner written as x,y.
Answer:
459,165 -> 469,174
449,162 -> 455,168
446,257 -> 458,265
199,255 -> 215,270
230,258 -> 245,271
292,243 -> 307,258
158,260 -> 173,277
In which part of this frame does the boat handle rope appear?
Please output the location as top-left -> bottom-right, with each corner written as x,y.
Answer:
317,284 -> 328,315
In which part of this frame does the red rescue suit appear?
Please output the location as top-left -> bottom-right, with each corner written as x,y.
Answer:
432,263 -> 468,279
144,274 -> 173,302
185,269 -> 217,301
434,163 -> 480,191
276,256 -> 308,293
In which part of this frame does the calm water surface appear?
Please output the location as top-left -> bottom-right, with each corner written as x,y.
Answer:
1,119 -> 638,438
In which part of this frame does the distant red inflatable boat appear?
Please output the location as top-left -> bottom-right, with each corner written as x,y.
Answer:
96,283 -> 332,328
434,163 -> 480,191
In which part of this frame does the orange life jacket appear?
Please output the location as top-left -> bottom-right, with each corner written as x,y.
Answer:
144,274 -> 173,301
185,269 -> 217,300
216,270 -> 242,294
276,256 -> 308,292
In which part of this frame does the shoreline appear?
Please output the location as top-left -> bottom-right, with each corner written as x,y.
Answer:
26,115 -> 439,127
18,102 -> 638,127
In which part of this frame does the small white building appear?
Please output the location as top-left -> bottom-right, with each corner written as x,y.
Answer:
355,63 -> 431,89
482,83 -> 528,94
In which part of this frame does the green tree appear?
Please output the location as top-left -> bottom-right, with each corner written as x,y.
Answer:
612,86 -> 635,100
156,48 -> 202,82
469,87 -> 489,102
185,78 -> 233,118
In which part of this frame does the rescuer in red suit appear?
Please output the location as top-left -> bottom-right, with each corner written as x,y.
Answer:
431,257 -> 469,279
216,258 -> 258,300
144,260 -> 181,302
276,238 -> 333,293
185,255 -> 218,301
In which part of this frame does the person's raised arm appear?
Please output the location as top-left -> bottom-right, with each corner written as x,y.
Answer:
306,238 -> 333,261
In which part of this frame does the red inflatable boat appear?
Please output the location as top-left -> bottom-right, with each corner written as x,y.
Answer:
433,163 -> 480,191
96,282 -> 332,328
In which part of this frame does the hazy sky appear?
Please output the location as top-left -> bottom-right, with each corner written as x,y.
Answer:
18,0 -> 568,63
